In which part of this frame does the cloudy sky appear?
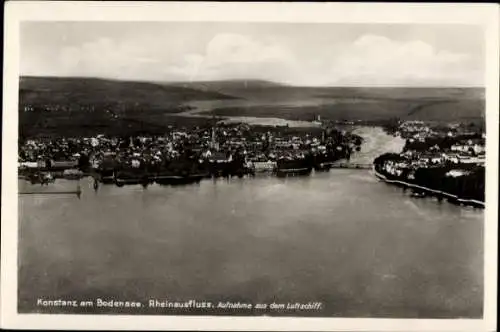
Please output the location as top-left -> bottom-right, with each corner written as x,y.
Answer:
20,22 -> 484,86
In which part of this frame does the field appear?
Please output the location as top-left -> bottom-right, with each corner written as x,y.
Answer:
19,76 -> 485,138
188,82 -> 485,122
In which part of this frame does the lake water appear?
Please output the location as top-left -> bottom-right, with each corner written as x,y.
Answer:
173,99 -> 324,127
18,128 -> 484,318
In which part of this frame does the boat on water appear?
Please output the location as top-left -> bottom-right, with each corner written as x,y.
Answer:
114,177 -> 150,187
114,169 -> 151,187
276,157 -> 312,177
62,168 -> 84,180
248,160 -> 276,174
99,169 -> 116,184
313,161 -> 336,171
154,173 -> 207,186
154,158 -> 211,184
410,190 -> 426,198
312,153 -> 338,171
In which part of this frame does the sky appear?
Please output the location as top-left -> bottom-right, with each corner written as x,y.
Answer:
20,22 -> 485,87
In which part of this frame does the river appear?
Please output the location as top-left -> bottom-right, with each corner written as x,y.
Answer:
18,127 -> 483,318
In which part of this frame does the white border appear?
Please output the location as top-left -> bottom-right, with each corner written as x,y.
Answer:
2,2 -> 498,331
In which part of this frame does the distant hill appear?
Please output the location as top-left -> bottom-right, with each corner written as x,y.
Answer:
19,76 -> 237,138
18,76 -> 485,137
184,83 -> 485,123
168,79 -> 484,100
166,79 -> 291,101
19,76 -> 238,111
20,76 -> 484,112
168,79 -> 287,91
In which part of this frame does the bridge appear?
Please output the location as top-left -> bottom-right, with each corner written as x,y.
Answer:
330,163 -> 372,169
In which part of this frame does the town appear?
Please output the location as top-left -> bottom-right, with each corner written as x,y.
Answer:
18,121 -> 363,186
375,120 -> 485,205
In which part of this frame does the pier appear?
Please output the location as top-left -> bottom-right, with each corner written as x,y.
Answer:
19,184 -> 82,199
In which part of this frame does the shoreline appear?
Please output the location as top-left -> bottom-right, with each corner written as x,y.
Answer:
372,168 -> 485,208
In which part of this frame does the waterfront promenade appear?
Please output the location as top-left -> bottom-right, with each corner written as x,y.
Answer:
373,169 -> 485,208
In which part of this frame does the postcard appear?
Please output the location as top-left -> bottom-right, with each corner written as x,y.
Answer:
1,2 -> 498,331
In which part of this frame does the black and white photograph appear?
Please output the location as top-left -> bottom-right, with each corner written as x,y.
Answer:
1,2 -> 498,331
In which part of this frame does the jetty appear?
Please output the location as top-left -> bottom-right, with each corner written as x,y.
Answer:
19,184 -> 82,199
